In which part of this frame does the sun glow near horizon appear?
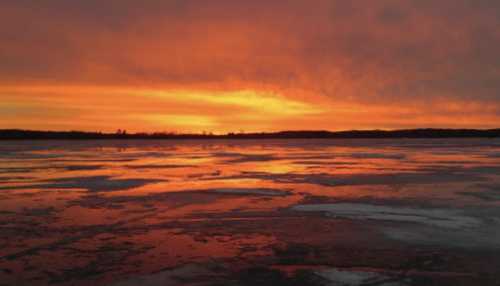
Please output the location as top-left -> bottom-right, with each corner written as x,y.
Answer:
1,83 -> 500,133
0,84 -> 330,133
1,1 -> 500,132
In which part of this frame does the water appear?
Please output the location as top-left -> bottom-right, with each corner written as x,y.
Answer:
1,139 -> 500,285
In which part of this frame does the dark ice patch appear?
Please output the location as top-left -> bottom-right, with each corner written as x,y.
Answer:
0,164 -> 104,173
213,152 -> 276,163
126,164 -> 194,169
459,184 -> 500,201
209,168 -> 486,187
207,188 -> 290,196
0,176 -> 164,192
347,152 -> 406,160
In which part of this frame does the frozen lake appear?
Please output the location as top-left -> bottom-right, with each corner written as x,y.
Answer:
1,139 -> 500,285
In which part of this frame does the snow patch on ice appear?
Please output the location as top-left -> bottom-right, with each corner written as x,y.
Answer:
314,268 -> 408,286
291,203 -> 481,229
110,264 -> 212,286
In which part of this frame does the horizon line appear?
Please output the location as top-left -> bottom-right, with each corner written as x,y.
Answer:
1,128 -> 500,140
2,127 -> 500,134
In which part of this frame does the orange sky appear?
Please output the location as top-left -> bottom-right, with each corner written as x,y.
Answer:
1,1 -> 499,133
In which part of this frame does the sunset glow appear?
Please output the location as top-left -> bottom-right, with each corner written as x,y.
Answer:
2,2 -> 500,284
1,1 -> 499,132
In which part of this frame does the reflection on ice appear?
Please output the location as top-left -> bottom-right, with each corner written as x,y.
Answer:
1,138 -> 500,285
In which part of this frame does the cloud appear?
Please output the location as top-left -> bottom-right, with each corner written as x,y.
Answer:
0,0 -> 499,131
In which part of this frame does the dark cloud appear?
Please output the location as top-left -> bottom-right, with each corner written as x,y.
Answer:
0,0 -> 499,109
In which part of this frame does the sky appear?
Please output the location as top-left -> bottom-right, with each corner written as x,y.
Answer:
1,0 -> 499,133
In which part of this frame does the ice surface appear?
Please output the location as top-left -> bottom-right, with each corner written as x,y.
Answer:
1,138 -> 500,285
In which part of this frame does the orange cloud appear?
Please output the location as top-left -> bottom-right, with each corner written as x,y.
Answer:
1,1 -> 499,131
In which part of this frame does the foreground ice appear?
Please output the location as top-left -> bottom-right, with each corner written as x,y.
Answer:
2,139 -> 500,285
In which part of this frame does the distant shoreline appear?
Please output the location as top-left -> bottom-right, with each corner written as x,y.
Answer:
1,129 -> 499,140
